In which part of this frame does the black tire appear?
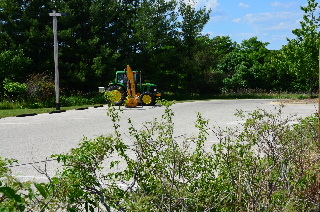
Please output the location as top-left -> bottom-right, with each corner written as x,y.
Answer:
140,92 -> 156,106
106,85 -> 126,106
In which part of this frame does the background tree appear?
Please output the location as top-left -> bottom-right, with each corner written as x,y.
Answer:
217,37 -> 270,92
126,0 -> 179,87
202,36 -> 236,94
176,0 -> 211,94
262,49 -> 294,92
211,36 -> 236,68
0,50 -> 31,99
0,0 -> 53,74
0,0 -> 50,98
0,0 -> 246,98
279,0 -> 320,97
3,0 -> 318,99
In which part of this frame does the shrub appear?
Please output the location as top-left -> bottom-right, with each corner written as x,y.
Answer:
60,92 -> 106,107
0,101 -> 318,211
26,72 -> 55,107
212,108 -> 319,211
48,101 -> 319,211
0,157 -> 31,211
3,78 -> 28,102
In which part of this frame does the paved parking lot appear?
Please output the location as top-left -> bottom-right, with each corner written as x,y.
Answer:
0,99 -> 317,181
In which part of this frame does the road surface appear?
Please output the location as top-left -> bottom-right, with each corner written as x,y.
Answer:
0,99 -> 317,181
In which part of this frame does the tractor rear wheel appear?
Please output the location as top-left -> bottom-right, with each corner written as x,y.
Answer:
106,85 -> 126,106
140,92 -> 156,106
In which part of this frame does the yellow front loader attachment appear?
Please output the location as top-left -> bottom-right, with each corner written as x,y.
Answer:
125,65 -> 140,108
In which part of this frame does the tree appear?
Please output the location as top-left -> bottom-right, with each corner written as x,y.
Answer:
186,36 -> 236,94
262,50 -> 295,92
0,0 -> 53,74
0,50 -> 31,99
0,0 -> 213,95
211,36 -> 236,68
127,0 -> 179,83
0,0 -> 53,97
217,37 -> 270,92
280,0 -> 320,97
175,0 -> 211,93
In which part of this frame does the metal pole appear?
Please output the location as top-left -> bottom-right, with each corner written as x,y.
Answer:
49,10 -> 69,110
53,11 -> 60,110
318,45 -> 320,146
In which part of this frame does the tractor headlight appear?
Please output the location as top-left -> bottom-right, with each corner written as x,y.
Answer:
150,86 -> 157,92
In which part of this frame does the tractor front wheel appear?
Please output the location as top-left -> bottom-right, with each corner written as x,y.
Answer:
140,92 -> 156,106
105,85 -> 126,106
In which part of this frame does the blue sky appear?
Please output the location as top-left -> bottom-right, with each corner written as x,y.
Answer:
193,0 -> 307,50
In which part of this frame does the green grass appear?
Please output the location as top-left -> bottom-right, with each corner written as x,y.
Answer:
0,93 -> 107,118
0,105 -> 104,118
163,91 -> 315,101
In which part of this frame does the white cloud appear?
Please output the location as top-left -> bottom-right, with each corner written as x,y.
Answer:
231,32 -> 256,38
210,10 -> 228,23
245,13 -> 253,19
202,0 -> 304,49
224,10 -> 302,48
269,22 -> 286,30
211,15 -> 228,23
231,10 -> 303,49
266,22 -> 297,30
242,11 -> 301,30
271,1 -> 282,7
271,1 -> 298,9
198,0 -> 219,10
239,3 -> 250,8
183,0 -> 219,10
233,18 -> 241,23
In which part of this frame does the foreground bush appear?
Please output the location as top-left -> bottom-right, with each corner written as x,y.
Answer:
0,101 -> 319,211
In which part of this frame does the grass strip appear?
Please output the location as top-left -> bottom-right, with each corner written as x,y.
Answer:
0,105 -> 104,118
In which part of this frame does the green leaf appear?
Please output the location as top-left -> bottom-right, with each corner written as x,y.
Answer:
0,187 -> 23,203
34,183 -> 49,199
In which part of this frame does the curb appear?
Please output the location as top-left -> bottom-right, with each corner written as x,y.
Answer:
93,105 -> 104,108
75,107 -> 89,110
16,113 -> 37,117
11,105 -> 106,118
49,110 -> 67,114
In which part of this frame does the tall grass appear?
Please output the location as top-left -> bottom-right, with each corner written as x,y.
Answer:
164,90 -> 315,101
0,101 -> 26,110
0,93 -> 106,110
0,93 -> 107,117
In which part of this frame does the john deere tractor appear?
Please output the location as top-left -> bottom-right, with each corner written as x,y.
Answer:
102,65 -> 161,107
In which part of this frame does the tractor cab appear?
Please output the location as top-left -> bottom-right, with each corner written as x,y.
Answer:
115,71 -> 140,85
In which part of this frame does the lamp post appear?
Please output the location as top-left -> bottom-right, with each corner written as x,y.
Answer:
49,10 -> 69,110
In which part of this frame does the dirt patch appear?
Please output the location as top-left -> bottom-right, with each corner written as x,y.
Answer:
271,98 -> 319,105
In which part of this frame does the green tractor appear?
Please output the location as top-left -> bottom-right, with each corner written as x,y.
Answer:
102,66 -> 161,106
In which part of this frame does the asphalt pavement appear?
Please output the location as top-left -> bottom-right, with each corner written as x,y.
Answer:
0,99 -> 317,181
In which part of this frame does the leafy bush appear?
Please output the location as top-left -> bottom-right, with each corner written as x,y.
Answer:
212,108 -> 319,211
3,78 -> 28,101
47,101 -> 319,211
0,101 -> 319,211
0,101 -> 23,110
0,157 -> 32,211
0,49 -> 32,97
60,93 -> 106,107
26,72 -> 55,107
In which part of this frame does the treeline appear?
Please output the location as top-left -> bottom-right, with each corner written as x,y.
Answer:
0,0 -> 319,100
